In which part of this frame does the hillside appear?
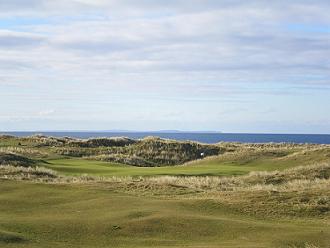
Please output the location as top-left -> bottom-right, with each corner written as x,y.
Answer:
0,135 -> 330,247
0,135 -> 222,166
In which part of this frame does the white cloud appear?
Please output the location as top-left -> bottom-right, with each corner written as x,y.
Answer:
0,1 -> 330,131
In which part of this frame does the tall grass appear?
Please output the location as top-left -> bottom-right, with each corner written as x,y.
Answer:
0,165 -> 58,181
0,147 -> 48,157
142,163 -> 330,192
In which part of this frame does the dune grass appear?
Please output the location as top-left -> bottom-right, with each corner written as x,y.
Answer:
1,179 -> 329,248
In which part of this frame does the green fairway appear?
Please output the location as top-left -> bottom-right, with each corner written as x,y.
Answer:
1,136 -> 330,247
3,135 -> 330,178
43,158 -> 260,177
1,179 -> 329,248
43,151 -> 326,177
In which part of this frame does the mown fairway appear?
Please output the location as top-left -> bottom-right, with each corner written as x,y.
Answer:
43,158 -> 266,177
43,147 -> 330,177
1,179 -> 329,248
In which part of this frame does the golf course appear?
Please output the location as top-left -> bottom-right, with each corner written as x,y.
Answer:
2,0 -> 330,247
1,135 -> 330,247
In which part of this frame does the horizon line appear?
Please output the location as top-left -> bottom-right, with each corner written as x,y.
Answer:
1,130 -> 330,135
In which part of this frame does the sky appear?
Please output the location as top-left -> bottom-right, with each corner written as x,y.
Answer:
0,0 -> 330,133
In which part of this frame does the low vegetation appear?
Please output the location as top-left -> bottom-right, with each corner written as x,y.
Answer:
1,135 -> 330,247
1,160 -> 329,218
0,135 -> 223,166
56,136 -> 223,166
0,152 -> 36,167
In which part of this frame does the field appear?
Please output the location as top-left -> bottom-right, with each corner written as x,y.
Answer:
1,179 -> 329,248
1,135 -> 330,247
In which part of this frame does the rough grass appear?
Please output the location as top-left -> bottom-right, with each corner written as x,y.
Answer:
152,162 -> 330,191
0,153 -> 36,167
1,162 -> 329,218
1,135 -> 330,247
0,165 -> 58,181
0,179 -> 329,248
0,147 -> 48,158
2,135 -> 330,168
85,154 -> 156,167
55,136 -> 222,166
41,145 -> 330,177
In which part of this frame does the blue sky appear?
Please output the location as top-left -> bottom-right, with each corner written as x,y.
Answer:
0,0 -> 330,133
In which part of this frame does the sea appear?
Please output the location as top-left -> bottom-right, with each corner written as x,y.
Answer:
1,131 -> 330,144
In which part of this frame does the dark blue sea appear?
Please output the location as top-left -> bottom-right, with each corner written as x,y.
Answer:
1,131 -> 330,144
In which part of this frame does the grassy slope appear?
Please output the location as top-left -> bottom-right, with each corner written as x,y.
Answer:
1,179 -> 329,248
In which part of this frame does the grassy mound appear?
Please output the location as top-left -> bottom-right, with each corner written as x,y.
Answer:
241,162 -> 330,185
121,137 -> 222,165
141,163 -> 330,192
0,165 -> 58,181
55,137 -> 223,166
0,153 -> 36,167
3,135 -> 330,168
87,154 -> 156,167
68,137 -> 137,147
22,135 -> 136,148
0,179 -> 329,248
136,163 -> 330,217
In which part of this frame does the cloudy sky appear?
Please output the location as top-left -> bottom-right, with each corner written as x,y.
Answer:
0,0 -> 329,133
